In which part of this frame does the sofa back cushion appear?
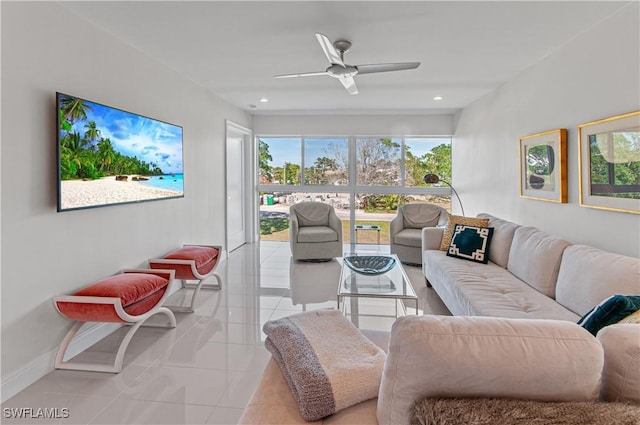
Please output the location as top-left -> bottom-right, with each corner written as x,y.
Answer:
376,315 -> 603,425
476,213 -> 520,268
555,245 -> 640,316
507,227 -> 571,298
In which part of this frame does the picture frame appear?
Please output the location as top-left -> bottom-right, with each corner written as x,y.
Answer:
578,111 -> 640,214
519,128 -> 567,203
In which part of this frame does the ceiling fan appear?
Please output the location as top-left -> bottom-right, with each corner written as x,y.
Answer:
274,33 -> 420,95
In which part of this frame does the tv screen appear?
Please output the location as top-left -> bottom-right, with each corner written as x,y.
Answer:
57,93 -> 184,211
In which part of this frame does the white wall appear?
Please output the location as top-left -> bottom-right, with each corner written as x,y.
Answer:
0,2 -> 251,399
454,2 -> 640,257
253,114 -> 454,136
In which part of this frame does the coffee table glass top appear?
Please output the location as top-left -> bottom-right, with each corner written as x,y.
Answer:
338,254 -> 417,299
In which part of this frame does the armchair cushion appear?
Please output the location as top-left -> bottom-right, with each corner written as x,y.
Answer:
292,202 -> 331,227
394,229 -> 422,247
297,226 -> 339,243
401,203 -> 444,229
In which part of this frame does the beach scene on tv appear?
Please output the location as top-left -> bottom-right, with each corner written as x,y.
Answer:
58,94 -> 184,211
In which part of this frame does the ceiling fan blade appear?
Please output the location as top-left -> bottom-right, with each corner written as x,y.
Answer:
339,76 -> 358,95
315,33 -> 345,67
355,62 -> 421,74
274,71 -> 328,79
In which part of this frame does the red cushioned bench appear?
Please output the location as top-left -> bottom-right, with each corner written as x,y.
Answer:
53,269 -> 176,373
148,244 -> 222,312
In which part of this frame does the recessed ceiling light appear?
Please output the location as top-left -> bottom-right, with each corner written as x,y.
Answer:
433,96 -> 443,101
259,97 -> 269,103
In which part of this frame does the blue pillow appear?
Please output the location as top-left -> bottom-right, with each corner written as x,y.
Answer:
446,225 -> 494,264
578,295 -> 640,336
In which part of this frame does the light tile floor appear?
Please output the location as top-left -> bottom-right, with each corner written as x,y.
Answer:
2,242 -> 451,425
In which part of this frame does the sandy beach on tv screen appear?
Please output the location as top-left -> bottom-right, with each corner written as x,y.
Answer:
61,176 -> 182,209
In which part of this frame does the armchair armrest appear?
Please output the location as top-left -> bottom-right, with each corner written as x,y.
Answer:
328,210 -> 342,239
422,227 -> 444,251
289,210 -> 299,243
390,211 -> 403,239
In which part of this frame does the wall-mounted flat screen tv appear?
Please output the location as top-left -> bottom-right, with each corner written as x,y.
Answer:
57,93 -> 184,212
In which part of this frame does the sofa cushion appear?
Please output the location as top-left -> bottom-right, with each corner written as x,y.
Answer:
423,250 -> 579,320
297,226 -> 338,243
577,295 -> 640,335
446,225 -> 493,264
439,215 -> 489,251
507,226 -> 571,298
409,397 -> 640,425
597,324 -> 640,403
394,228 -> 422,247
555,245 -> 640,316
376,315 -> 603,425
476,213 -> 520,268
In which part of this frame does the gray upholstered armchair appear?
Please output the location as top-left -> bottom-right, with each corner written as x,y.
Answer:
390,203 -> 448,265
289,202 -> 343,261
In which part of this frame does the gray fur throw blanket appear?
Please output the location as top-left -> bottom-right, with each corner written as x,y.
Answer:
410,397 -> 640,425
263,309 -> 386,421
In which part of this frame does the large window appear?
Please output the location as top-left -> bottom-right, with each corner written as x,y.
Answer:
258,136 -> 452,243
304,138 -> 348,186
355,138 -> 402,186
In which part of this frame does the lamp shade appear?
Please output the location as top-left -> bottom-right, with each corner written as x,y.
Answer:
423,173 -> 440,184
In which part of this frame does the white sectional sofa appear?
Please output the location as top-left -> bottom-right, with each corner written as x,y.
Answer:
421,213 -> 640,321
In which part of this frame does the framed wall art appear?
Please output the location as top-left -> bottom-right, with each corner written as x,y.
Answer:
578,111 -> 640,214
519,128 -> 567,203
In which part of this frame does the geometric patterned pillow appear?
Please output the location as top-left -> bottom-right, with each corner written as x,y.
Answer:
439,215 -> 490,251
446,225 -> 494,264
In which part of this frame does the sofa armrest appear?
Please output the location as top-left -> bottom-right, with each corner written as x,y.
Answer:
597,324 -> 640,403
422,227 -> 444,251
376,316 -> 604,425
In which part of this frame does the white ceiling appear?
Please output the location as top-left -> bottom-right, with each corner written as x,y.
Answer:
61,1 -> 629,115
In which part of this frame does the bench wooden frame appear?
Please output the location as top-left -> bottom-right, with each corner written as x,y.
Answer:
149,244 -> 223,313
53,269 -> 177,373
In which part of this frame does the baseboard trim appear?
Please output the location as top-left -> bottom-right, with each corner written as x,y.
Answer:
1,322 -> 121,403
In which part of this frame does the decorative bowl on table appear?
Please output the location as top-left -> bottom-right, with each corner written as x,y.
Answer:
343,255 -> 396,276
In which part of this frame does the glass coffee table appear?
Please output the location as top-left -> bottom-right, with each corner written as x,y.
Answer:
337,254 -> 419,317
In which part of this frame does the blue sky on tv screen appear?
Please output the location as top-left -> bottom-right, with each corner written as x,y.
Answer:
68,98 -> 183,175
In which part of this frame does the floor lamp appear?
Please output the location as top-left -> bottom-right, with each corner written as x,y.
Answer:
423,173 -> 465,216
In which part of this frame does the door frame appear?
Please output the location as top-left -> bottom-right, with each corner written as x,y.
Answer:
225,120 -> 255,252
